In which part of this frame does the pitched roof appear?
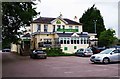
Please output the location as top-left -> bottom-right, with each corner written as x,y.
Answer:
57,33 -> 89,37
32,17 -> 82,25
22,33 -> 30,37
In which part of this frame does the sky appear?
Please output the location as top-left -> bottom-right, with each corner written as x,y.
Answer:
33,0 -> 119,37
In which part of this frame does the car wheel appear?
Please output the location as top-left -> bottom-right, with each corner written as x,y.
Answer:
30,55 -> 35,59
81,54 -> 85,57
103,58 -> 110,64
44,56 -> 47,59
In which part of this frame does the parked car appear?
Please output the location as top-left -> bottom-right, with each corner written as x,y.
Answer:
30,50 -> 47,59
75,48 -> 93,57
90,46 -> 106,54
109,45 -> 120,49
2,48 -> 11,52
90,48 -> 120,64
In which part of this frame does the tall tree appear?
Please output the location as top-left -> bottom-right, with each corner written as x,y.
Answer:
2,2 -> 38,48
98,29 -> 116,47
79,4 -> 106,37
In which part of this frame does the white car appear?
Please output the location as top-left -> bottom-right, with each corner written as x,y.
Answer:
90,48 -> 120,64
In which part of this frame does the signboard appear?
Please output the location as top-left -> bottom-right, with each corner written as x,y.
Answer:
57,29 -> 78,32
23,39 -> 30,41
56,20 -> 61,24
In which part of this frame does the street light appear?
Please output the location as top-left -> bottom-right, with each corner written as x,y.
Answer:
93,20 -> 97,34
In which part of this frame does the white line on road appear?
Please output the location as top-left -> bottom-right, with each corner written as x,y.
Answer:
64,71 -> 73,74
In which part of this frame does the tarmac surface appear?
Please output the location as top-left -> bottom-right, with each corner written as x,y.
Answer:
2,52 -> 120,78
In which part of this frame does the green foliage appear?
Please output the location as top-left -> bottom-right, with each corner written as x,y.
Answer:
118,39 -> 120,45
112,38 -> 120,46
98,29 -> 116,47
79,4 -> 106,37
45,47 -> 74,56
2,2 -> 38,48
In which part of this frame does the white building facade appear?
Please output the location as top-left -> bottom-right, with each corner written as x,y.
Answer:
30,16 -> 96,53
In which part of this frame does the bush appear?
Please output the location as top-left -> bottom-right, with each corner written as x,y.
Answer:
45,47 -> 75,57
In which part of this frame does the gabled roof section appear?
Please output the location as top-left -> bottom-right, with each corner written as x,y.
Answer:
57,33 -> 89,37
32,17 -> 55,24
32,17 -> 82,25
50,16 -> 68,24
64,18 -> 81,25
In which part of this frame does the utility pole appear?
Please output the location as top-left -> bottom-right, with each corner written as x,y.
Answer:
93,20 -> 97,34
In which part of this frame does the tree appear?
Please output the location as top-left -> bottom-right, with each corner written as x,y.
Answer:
2,2 -> 38,48
98,29 -> 116,47
79,4 -> 106,37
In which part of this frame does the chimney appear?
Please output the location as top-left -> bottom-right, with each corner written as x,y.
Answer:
59,12 -> 63,18
74,16 -> 78,22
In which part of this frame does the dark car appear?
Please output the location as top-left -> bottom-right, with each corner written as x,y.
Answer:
2,48 -> 11,52
30,50 -> 47,59
109,45 -> 120,49
90,47 -> 106,54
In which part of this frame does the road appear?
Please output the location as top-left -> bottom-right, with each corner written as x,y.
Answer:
2,52 -> 120,78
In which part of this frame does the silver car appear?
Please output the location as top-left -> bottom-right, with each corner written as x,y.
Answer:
90,48 -> 120,64
75,48 -> 93,57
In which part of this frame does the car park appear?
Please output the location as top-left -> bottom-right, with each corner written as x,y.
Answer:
90,48 -> 120,64
75,48 -> 93,57
30,50 -> 47,59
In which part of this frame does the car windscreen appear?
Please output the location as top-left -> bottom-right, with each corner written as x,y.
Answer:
77,49 -> 84,52
99,49 -> 113,54
35,50 -> 45,54
85,48 -> 92,52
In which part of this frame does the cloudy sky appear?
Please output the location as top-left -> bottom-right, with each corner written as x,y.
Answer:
33,0 -> 119,37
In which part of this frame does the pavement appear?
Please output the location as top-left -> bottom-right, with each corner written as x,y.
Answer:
2,52 -> 120,78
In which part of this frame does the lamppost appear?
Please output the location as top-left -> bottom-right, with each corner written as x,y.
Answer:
93,20 -> 97,46
93,20 -> 97,34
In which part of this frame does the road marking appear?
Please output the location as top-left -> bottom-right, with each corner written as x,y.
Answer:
64,72 -> 73,74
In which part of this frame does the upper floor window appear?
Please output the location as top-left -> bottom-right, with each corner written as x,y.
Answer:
81,38 -> 83,44
37,24 -> 41,32
75,26 -> 78,29
69,26 -> 72,29
57,25 -> 61,29
62,25 -> 65,29
44,25 -> 48,32
53,25 -> 55,32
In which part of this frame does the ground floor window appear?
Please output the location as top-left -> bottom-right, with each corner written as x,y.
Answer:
67,40 -> 70,44
64,47 -> 68,51
60,40 -> 63,44
38,42 -> 43,47
74,46 -> 77,49
44,39 -> 52,44
59,37 -> 89,44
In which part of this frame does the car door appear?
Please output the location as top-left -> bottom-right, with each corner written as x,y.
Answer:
85,48 -> 93,55
118,50 -> 120,61
110,50 -> 119,62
